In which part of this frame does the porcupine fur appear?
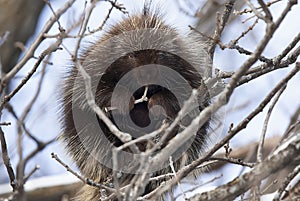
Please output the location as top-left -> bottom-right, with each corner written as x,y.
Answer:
60,6 -> 211,201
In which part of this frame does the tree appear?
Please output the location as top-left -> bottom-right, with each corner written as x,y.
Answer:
0,0 -> 299,200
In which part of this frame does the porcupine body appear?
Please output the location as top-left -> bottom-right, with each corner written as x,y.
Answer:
61,8 -> 211,201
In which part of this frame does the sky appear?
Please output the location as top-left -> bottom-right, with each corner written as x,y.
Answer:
0,0 -> 299,198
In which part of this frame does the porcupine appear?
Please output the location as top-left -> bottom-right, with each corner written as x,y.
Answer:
60,5 -> 211,201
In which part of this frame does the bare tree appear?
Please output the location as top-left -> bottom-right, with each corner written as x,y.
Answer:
0,0 -> 299,201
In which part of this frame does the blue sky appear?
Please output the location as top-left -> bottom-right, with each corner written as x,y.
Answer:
1,1 -> 299,195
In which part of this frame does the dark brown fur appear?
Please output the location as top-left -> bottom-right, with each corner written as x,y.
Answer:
61,11 -> 210,201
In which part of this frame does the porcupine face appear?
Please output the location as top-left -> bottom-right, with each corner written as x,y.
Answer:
61,11 -> 213,200
95,48 -> 209,149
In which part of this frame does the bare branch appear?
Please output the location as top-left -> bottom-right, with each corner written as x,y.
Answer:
188,133 -> 300,200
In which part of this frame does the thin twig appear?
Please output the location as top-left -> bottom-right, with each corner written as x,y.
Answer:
0,122 -> 11,126
208,0 -> 236,62
209,157 -> 255,168
23,165 -> 40,183
257,85 -> 287,163
0,127 -> 17,190
51,153 -> 115,192
230,18 -> 259,45
234,0 -> 282,15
